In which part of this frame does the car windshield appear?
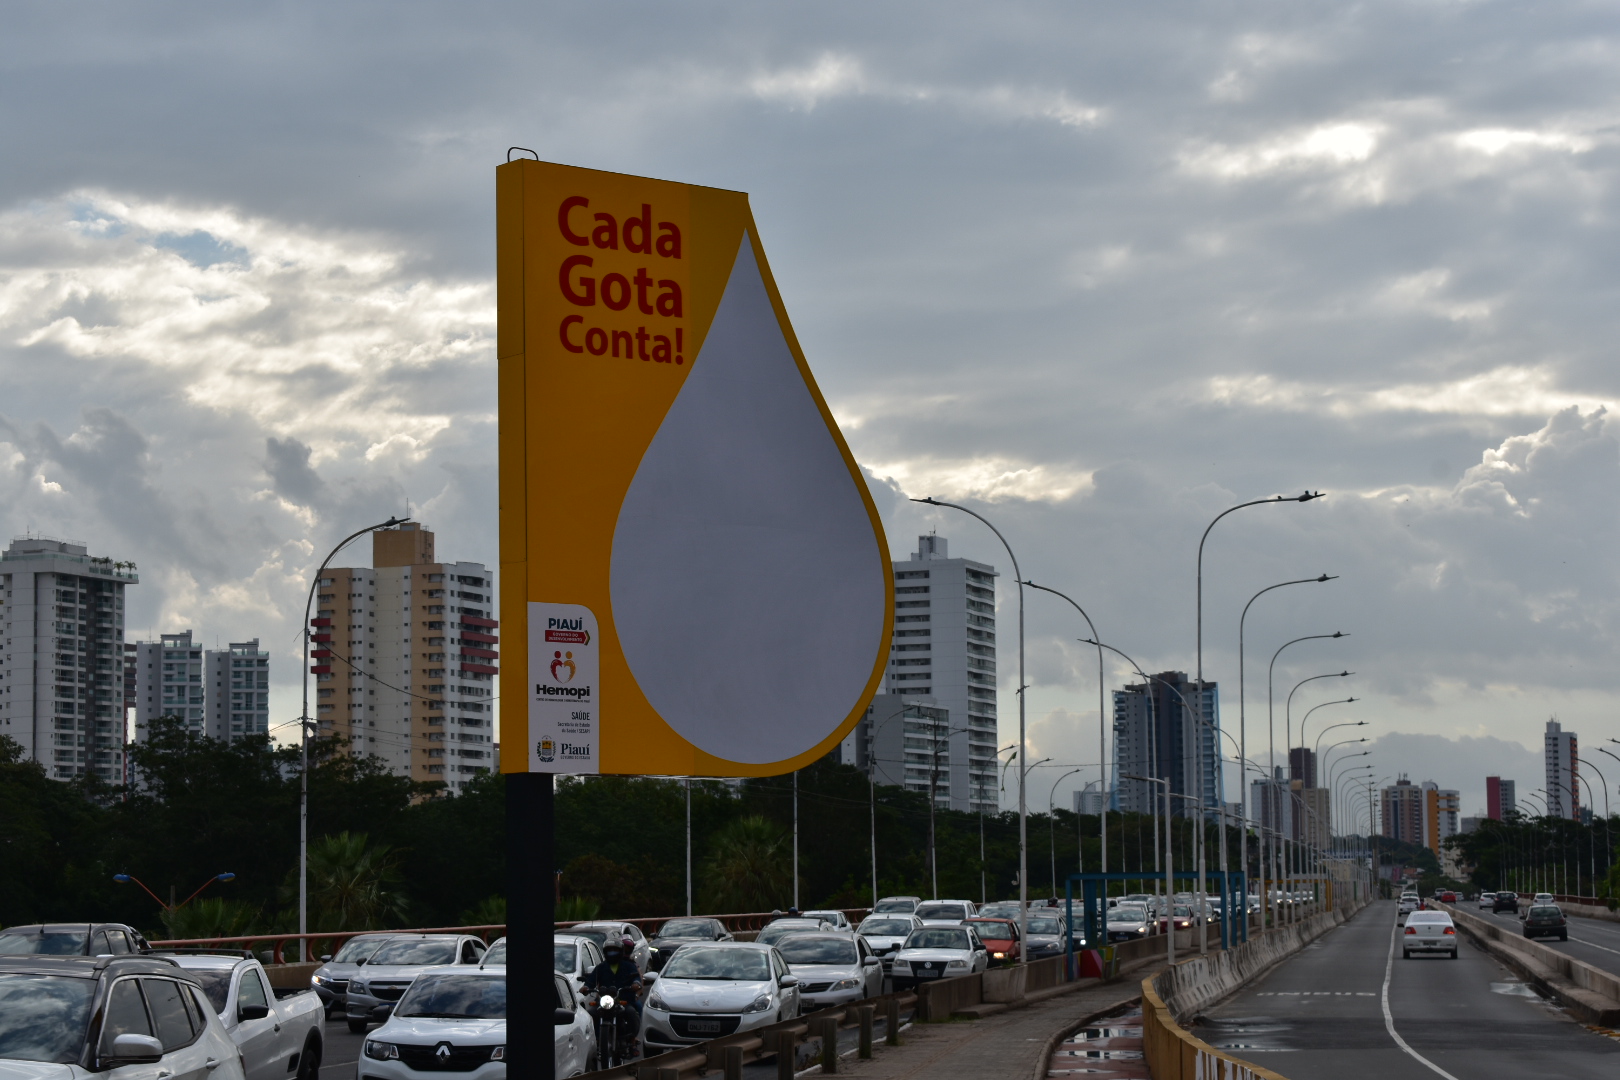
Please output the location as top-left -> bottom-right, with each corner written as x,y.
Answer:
187,969 -> 234,1012
777,939 -> 858,965
657,920 -> 717,940
553,943 -> 577,973
396,974 -> 506,1019
369,939 -> 459,966
1109,908 -> 1146,923
1407,913 -> 1449,924
859,919 -> 913,936
568,929 -> 610,947
333,937 -> 388,964
905,929 -> 969,951
803,913 -> 841,924
873,901 -> 916,914
659,947 -> 771,982
1027,918 -> 1063,935
756,925 -> 819,946
0,931 -> 89,956
1173,906 -> 1193,918
0,973 -> 95,1063
1530,906 -> 1561,917
915,904 -> 967,921
483,941 -> 507,965
968,922 -> 1014,939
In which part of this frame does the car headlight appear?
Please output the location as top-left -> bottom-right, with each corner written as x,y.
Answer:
991,952 -> 1006,959
891,960 -> 909,971
489,1047 -> 505,1061
311,975 -> 328,987
946,960 -> 967,970
349,980 -> 368,994
832,978 -> 862,990
742,994 -> 773,1014
647,990 -> 670,1012
363,1041 -> 398,1061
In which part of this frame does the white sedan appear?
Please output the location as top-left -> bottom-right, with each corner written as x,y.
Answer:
889,926 -> 990,990
1402,911 -> 1459,959
640,943 -> 801,1053
775,933 -> 883,1009
856,914 -> 923,971
360,970 -> 510,1080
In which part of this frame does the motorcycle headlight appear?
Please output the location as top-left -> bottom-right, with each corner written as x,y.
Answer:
832,978 -> 862,990
363,1041 -> 398,1061
647,990 -> 670,1012
742,994 -> 773,1014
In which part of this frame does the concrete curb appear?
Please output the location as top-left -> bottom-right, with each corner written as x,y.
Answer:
951,953 -> 1165,1019
1444,905 -> 1620,1026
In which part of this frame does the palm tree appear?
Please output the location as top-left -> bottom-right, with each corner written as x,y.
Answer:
700,816 -> 791,913
303,832 -> 409,930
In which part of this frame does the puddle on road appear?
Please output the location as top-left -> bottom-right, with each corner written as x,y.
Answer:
1195,1016 -> 1290,1051
1491,982 -> 1540,998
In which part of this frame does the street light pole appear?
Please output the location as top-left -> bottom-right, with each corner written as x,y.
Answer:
913,496 -> 1029,959
1195,493 -> 1324,939
1237,575 -> 1336,924
1049,766 -> 1086,896
1297,701 -> 1358,775
300,515 -> 409,961
1022,581 -> 1109,875
1265,633 -> 1346,926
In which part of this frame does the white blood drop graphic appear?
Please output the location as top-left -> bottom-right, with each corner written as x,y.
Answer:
610,234 -> 887,764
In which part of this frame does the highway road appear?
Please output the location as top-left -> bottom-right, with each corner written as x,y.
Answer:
1474,903 -> 1620,979
1193,899 -> 1620,1080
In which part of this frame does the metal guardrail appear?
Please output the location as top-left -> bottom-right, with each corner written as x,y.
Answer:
578,991 -> 918,1080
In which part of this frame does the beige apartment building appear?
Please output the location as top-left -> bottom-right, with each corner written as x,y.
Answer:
309,523 -> 497,791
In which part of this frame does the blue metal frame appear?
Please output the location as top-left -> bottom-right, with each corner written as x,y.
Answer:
1061,870 -> 1248,974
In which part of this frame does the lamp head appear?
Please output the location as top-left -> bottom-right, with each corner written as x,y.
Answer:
216,873 -> 236,882
909,497 -> 940,506
113,874 -> 131,884
1297,491 -> 1325,502
1316,574 -> 1337,582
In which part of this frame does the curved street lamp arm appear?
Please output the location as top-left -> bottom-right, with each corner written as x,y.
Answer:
1315,719 -> 1369,759
1298,698 -> 1357,758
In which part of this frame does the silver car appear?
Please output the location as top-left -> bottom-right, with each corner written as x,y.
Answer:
856,914 -> 923,972
640,942 -> 802,1051
344,934 -> 487,1033
913,901 -> 975,928
754,919 -> 831,947
1402,911 -> 1458,959
776,933 -> 882,1009
565,922 -> 651,972
310,933 -> 396,1018
1106,905 -> 1152,943
801,910 -> 852,931
1024,913 -> 1070,959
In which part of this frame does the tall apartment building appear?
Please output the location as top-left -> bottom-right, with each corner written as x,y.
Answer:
1112,671 -> 1220,818
1073,781 -> 1106,816
1544,718 -> 1580,820
0,536 -> 137,781
882,536 -> 998,812
1251,767 -> 1293,840
1299,784 -> 1331,851
1288,747 -> 1317,789
126,632 -> 269,742
838,693 -> 952,798
1426,785 -> 1460,855
1486,775 -> 1516,819
1382,777 -> 1425,845
312,524 -> 497,792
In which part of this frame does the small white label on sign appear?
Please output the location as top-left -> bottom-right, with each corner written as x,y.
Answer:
529,601 -> 600,774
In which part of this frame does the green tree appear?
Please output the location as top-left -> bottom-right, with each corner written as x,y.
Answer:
161,897 -> 261,940
700,815 -> 792,912
292,832 -> 409,931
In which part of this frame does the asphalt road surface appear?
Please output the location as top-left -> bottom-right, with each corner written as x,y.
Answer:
1474,904 -> 1620,980
1193,899 -> 1620,1080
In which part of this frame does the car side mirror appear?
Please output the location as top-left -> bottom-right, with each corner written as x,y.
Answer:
643,972 -> 658,982
239,1003 -> 271,1021
778,975 -> 799,988
319,955 -> 332,963
863,956 -> 880,967
110,1034 -> 164,1063
554,1008 -> 575,1026
355,958 -> 367,966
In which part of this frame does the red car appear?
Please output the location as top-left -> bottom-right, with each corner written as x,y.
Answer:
1436,891 -> 1458,904
1156,904 -> 1198,933
963,918 -> 1021,965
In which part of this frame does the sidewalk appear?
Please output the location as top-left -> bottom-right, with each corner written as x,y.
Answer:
823,967 -> 1158,1080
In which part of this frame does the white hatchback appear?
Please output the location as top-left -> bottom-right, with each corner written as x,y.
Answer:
640,943 -> 801,1053
359,971 -> 509,1080
913,900 -> 976,928
889,926 -> 989,989
1402,911 -> 1459,959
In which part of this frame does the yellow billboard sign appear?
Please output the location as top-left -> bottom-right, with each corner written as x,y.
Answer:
497,160 -> 893,777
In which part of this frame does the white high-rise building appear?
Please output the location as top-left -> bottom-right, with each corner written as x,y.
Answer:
0,536 -> 137,781
127,632 -> 270,742
315,524 -> 497,793
883,536 -> 998,812
1544,718 -> 1580,820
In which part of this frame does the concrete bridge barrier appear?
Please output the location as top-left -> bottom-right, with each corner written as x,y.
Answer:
1443,904 -> 1620,1025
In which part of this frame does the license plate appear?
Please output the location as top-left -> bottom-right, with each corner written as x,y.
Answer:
914,968 -> 941,979
687,1020 -> 722,1033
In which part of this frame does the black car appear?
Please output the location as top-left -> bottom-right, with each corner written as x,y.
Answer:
645,917 -> 734,971
0,923 -> 150,956
1523,904 -> 1567,941
1492,892 -> 1520,914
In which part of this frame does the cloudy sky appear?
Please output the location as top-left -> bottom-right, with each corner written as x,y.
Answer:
3,2 -> 1618,819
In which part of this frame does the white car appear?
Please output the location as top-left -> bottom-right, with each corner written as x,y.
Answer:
0,954 -> 248,1080
166,953 -> 325,1080
310,933 -> 396,1018
1106,904 -> 1153,942
1397,895 -> 1418,919
754,919 -> 832,947
345,934 -> 488,1033
1533,892 -> 1555,905
801,910 -> 852,931
1477,892 -> 1496,909
480,937 -> 507,968
640,942 -> 802,1052
872,896 -> 922,915
566,922 -> 651,972
889,926 -> 990,990
913,900 -> 976,927
551,934 -> 606,999
358,970 -> 519,1080
1402,911 -> 1459,959
775,933 -> 883,1009
856,914 -> 923,971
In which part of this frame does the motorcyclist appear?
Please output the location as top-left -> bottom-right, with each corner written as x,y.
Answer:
584,939 -> 644,1016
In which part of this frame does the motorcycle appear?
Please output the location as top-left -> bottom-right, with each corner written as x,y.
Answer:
586,987 -> 640,1068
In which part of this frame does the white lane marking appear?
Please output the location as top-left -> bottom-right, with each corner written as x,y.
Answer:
1566,934 -> 1620,958
1382,920 -> 1464,1080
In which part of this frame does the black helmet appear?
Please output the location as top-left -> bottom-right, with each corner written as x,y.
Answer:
603,943 -> 623,959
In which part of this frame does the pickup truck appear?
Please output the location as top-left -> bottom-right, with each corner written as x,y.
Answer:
166,952 -> 325,1080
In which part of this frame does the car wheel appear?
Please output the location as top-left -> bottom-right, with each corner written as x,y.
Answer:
346,1017 -> 368,1035
1560,932 -> 1568,941
296,1032 -> 322,1080
1450,950 -> 1458,960
1402,950 -> 1410,959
